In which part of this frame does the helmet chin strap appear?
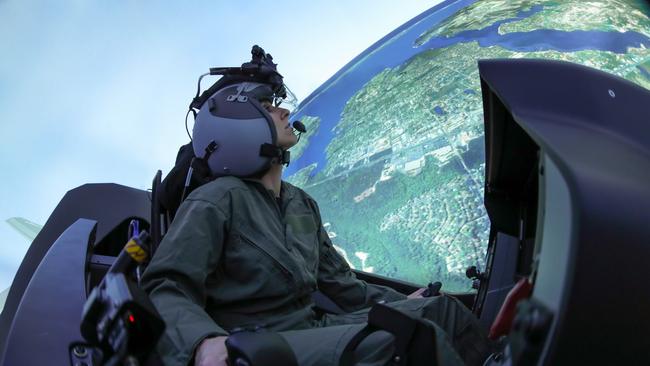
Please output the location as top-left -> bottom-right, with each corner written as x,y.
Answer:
278,149 -> 291,166
260,143 -> 291,166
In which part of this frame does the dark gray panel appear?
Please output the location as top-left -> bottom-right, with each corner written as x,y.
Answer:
2,219 -> 96,366
479,58 -> 650,365
0,184 -> 150,360
478,233 -> 519,331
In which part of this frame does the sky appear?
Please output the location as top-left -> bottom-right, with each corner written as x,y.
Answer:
0,1 -> 444,290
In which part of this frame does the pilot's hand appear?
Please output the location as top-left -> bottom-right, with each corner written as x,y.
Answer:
407,287 -> 427,298
195,336 -> 229,366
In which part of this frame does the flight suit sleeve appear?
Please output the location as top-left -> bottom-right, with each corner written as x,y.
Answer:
141,195 -> 230,366
311,199 -> 407,312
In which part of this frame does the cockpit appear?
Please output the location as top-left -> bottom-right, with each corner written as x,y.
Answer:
1,58 -> 649,365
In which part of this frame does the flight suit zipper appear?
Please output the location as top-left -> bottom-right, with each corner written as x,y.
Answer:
262,188 -> 293,252
265,189 -> 284,221
255,183 -> 306,289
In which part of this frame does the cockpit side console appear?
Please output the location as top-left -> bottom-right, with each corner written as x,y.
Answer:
477,58 -> 650,365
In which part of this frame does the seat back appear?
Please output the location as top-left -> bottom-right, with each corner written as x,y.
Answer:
150,170 -> 170,258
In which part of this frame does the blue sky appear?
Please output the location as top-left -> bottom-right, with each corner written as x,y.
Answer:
0,1 -> 443,290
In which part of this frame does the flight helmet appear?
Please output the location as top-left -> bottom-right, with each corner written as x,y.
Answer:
190,45 -> 299,178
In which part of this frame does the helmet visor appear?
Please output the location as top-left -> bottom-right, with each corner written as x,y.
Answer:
234,81 -> 299,114
273,84 -> 299,114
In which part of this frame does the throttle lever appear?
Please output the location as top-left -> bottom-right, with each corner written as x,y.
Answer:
422,281 -> 442,297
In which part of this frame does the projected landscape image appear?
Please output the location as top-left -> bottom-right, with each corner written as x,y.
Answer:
285,0 -> 650,291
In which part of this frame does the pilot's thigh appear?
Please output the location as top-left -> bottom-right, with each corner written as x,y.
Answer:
279,324 -> 395,366
318,296 -> 464,328
318,296 -> 489,366
383,296 -> 490,366
319,307 -> 372,327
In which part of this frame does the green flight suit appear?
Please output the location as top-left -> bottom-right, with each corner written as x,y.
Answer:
141,177 -> 489,366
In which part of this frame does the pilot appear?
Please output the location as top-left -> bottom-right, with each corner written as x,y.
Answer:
141,48 -> 491,366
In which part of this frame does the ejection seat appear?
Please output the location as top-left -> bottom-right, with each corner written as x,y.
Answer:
149,170 -> 168,260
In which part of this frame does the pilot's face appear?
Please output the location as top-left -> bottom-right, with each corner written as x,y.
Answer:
261,100 -> 298,149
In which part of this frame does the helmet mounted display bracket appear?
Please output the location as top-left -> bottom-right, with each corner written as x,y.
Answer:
188,45 -> 287,117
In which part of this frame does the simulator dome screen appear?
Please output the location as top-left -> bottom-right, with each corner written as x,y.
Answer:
284,0 -> 650,291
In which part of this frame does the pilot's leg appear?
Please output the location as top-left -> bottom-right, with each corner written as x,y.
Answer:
278,322 -> 462,366
279,324 -> 390,366
392,296 -> 491,366
321,295 -> 491,366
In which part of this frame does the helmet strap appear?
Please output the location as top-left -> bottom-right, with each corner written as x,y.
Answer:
260,143 -> 291,166
203,140 -> 219,161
